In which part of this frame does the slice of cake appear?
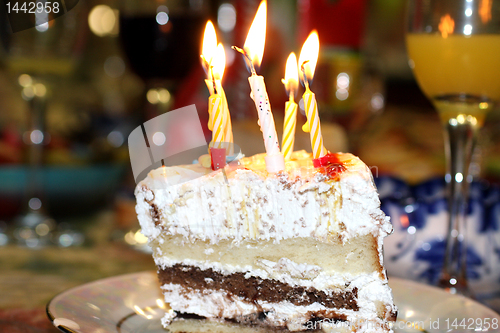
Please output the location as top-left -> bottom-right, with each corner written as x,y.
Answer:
135,150 -> 397,332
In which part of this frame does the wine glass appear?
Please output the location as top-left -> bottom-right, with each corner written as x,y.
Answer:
406,0 -> 500,296
118,0 -> 207,118
117,0 -> 207,249
2,4 -> 86,247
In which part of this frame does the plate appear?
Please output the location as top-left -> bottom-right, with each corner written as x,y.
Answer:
47,271 -> 500,333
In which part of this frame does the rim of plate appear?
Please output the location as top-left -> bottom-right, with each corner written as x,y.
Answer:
46,270 -> 157,333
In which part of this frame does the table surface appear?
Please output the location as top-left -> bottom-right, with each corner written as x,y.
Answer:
0,211 -> 156,332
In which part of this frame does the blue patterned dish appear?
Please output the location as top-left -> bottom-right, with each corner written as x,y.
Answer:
378,176 -> 500,308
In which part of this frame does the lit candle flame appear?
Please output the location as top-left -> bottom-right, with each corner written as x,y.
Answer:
479,0 -> 492,24
298,31 -> 320,86
201,21 -> 218,75
212,43 -> 226,80
438,14 -> 454,38
243,0 -> 267,70
282,52 -> 298,100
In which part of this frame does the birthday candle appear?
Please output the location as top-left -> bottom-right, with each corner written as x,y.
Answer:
298,31 -> 327,159
282,52 -> 299,161
283,101 -> 298,160
213,43 -> 233,151
201,21 -> 227,169
208,93 -> 225,148
233,0 -> 284,173
302,89 -> 327,158
248,75 -> 280,156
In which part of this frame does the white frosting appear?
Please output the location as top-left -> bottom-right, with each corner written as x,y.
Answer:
255,258 -> 322,280
135,151 -> 392,244
161,308 -> 177,327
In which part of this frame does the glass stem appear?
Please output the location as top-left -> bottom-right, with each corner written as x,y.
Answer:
438,115 -> 478,296
18,79 -> 49,229
27,91 -> 46,203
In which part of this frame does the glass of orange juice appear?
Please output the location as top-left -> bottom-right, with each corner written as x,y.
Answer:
406,0 -> 500,296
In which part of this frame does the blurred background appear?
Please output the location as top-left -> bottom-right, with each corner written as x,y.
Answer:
1,0 -> 500,322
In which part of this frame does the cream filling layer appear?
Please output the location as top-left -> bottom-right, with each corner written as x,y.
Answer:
160,281 -> 394,332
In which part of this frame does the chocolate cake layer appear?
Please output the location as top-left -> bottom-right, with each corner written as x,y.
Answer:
158,264 -> 359,310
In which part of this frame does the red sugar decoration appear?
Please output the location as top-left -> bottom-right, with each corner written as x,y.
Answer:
210,148 -> 226,171
313,153 -> 343,168
313,153 -> 346,180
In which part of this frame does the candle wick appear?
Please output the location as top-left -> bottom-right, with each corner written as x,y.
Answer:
300,61 -> 310,90
303,79 -> 310,92
201,55 -> 218,94
200,55 -> 210,76
232,46 -> 257,75
281,78 -> 295,100
209,65 -> 218,94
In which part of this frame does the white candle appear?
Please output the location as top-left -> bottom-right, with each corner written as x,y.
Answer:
234,0 -> 284,172
248,75 -> 280,156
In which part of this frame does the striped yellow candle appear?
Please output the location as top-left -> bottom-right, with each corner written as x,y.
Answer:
298,30 -> 327,159
303,88 -> 327,158
213,44 -> 233,150
208,93 -> 225,148
202,25 -> 232,156
222,89 -> 234,154
215,79 -> 233,149
282,52 -> 299,160
222,92 -> 233,146
282,100 -> 298,160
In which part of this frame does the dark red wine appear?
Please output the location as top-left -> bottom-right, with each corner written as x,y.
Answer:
119,14 -> 205,81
